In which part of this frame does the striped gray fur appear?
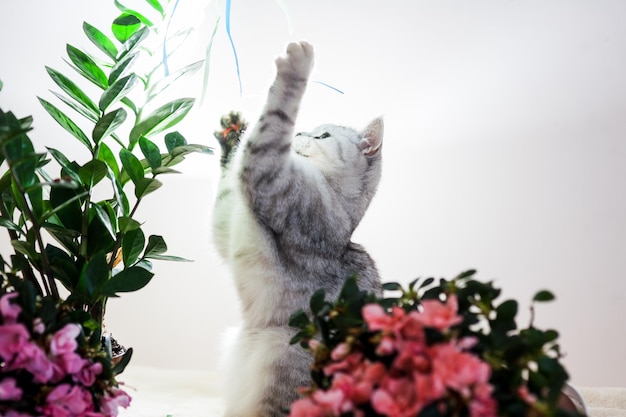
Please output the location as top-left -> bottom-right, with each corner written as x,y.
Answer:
213,42 -> 384,417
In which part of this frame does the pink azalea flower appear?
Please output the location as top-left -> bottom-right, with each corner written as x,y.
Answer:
330,343 -> 350,361
0,323 -> 30,361
33,317 -> 46,334
323,352 -> 363,376
518,385 -> 537,404
75,361 -> 103,387
42,383 -> 93,416
0,377 -> 23,401
55,352 -> 87,375
0,293 -> 22,324
362,304 -> 393,331
430,343 -> 492,397
49,324 -> 81,356
373,374 -> 425,417
22,342 -> 55,383
415,295 -> 462,331
289,397 -> 324,417
5,412 -> 34,417
312,388 -> 349,416
100,386 -> 131,416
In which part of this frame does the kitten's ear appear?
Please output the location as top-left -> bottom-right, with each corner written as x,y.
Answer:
359,117 -> 384,156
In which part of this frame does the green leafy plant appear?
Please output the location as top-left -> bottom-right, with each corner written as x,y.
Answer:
289,271 -> 585,417
0,0 -> 211,374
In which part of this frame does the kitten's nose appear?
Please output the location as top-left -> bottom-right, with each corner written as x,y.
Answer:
295,132 -> 304,136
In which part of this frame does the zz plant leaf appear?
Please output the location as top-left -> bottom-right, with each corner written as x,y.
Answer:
66,44 -> 109,89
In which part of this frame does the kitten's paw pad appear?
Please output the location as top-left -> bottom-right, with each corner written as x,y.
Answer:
275,41 -> 314,81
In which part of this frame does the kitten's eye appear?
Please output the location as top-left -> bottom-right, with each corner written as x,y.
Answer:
318,132 -> 331,139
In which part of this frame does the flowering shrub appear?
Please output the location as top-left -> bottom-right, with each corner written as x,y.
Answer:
0,279 -> 130,417
289,270 -> 585,417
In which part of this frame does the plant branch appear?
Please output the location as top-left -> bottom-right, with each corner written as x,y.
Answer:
0,194 -> 43,296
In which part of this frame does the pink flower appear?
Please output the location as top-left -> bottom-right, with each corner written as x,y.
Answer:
22,342 -> 55,383
0,293 -> 22,323
75,361 -> 103,387
415,295 -> 462,331
323,352 -> 363,376
5,412 -> 34,417
33,317 -> 46,334
330,343 -> 350,361
308,339 -> 320,351
0,377 -> 23,401
55,352 -> 87,375
42,383 -> 93,416
0,323 -> 30,361
362,304 -> 393,331
518,385 -> 537,405
312,389 -> 349,415
289,397 -> 324,417
49,324 -> 81,356
100,386 -> 131,416
430,343 -> 491,395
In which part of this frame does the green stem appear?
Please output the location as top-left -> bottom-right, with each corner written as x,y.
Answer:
0,195 -> 43,295
8,178 -> 59,300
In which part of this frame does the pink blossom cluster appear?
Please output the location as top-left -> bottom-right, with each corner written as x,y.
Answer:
289,295 -> 498,417
0,292 -> 131,417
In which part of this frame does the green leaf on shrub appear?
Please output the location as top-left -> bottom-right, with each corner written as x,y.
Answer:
147,60 -> 204,101
143,234 -> 167,258
165,131 -> 187,153
102,266 -> 154,295
78,159 -> 108,187
152,166 -> 180,175
77,252 -> 110,302
0,217 -> 21,232
86,214 -> 116,257
83,22 -> 118,60
382,282 -> 402,291
11,240 -> 39,261
39,98 -> 92,151
99,74 -> 138,112
119,149 -> 144,184
66,44 -> 108,89
118,216 -> 142,233
114,0 -> 154,26
109,52 -> 138,85
170,144 -> 213,157
122,227 -> 145,267
97,142 -> 120,177
118,26 -> 149,59
45,67 -> 99,115
50,91 -> 98,123
129,98 -> 195,147
111,175 -> 130,216
47,187 -> 86,232
139,137 -> 161,170
93,108 -> 127,143
134,177 -> 162,199
310,289 -> 326,315
145,0 -> 165,16
289,309 -> 310,328
112,13 -> 142,42
533,290 -> 555,303
92,202 -> 117,240
46,244 -> 79,290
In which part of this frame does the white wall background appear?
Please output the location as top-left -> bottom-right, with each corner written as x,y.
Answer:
1,0 -> 625,388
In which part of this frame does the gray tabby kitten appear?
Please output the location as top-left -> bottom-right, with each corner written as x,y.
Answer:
213,41 -> 384,417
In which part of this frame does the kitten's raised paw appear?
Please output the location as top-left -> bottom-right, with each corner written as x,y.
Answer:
275,41 -> 314,82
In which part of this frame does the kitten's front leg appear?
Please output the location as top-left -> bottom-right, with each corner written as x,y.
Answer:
240,42 -> 314,228
257,41 -> 314,141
